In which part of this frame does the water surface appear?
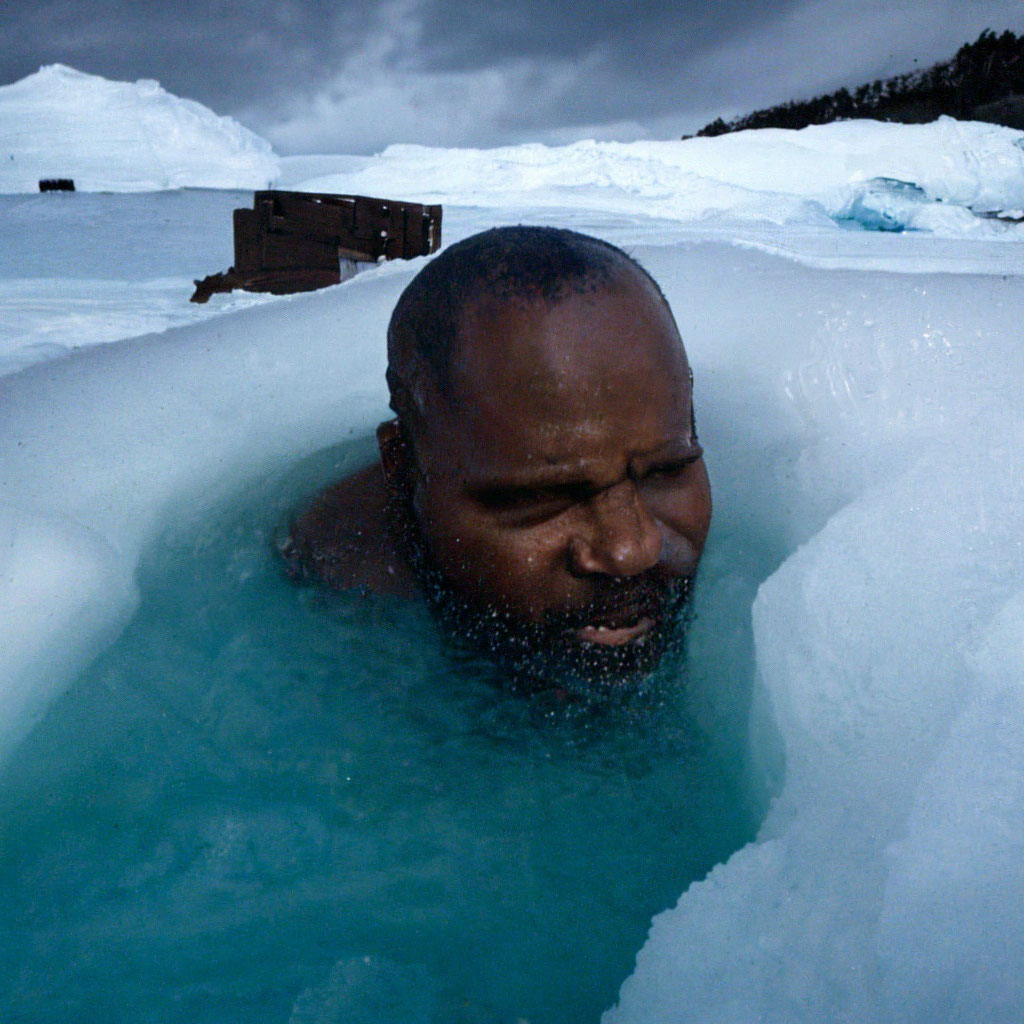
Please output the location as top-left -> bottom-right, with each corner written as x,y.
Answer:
0,445 -> 768,1024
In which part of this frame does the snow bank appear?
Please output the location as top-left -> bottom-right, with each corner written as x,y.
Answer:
287,118 -> 1024,237
4,233 -> 1024,1024
0,261 -> 413,751
3,117 -> 1024,1018
0,65 -> 279,192
605,248 -> 1024,1023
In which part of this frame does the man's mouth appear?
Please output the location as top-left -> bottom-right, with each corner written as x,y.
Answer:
576,616 -> 656,646
571,594 -> 663,647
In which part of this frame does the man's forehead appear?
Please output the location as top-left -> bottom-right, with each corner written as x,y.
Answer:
449,272 -> 686,399
418,286 -> 695,473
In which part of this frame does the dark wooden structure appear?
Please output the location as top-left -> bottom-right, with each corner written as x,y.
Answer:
191,190 -> 442,303
39,179 -> 75,192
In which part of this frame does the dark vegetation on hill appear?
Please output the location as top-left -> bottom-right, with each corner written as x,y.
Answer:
695,29 -> 1024,137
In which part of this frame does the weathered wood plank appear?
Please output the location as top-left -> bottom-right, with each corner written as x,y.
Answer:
191,189 -> 442,303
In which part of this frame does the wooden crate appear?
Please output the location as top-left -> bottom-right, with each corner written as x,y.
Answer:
192,190 -> 442,302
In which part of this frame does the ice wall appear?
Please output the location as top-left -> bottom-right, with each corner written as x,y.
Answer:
606,250 -> 1024,1023
0,262 -> 414,752
284,118 -> 1024,237
4,231 -> 1023,1024
0,65 -> 279,192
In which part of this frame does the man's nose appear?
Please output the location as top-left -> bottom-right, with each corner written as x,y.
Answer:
568,480 -> 663,578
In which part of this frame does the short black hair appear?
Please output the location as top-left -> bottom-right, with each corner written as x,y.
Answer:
385,225 -> 667,430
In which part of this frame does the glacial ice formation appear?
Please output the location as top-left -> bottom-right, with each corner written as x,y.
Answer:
0,64 -> 279,192
1,103 -> 1024,1020
284,117 -> 1024,237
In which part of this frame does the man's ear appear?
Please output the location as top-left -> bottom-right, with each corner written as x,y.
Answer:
377,418 -> 411,489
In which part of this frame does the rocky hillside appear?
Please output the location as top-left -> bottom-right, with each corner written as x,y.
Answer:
696,29 -> 1024,137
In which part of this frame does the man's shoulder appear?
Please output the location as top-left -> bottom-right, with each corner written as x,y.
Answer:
281,461 -> 416,595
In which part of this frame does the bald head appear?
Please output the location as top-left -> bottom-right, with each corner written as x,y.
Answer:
385,226 -> 674,437
450,275 -> 689,452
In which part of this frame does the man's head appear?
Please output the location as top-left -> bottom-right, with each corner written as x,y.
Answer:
379,226 -> 711,690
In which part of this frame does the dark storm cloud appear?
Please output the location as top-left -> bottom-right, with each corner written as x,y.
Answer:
414,0 -> 799,122
0,0 -> 363,109
2,0 -> 1022,151
418,0 -> 789,73
0,0 -> 794,120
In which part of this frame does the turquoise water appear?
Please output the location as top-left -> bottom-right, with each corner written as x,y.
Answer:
0,443 -> 771,1024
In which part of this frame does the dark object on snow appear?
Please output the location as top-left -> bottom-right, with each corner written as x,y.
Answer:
190,190 -> 443,303
978,208 -> 1024,223
39,178 -> 75,192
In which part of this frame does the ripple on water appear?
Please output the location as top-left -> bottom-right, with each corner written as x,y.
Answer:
0,451 -> 767,1024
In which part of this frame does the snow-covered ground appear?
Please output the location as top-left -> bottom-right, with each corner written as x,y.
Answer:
282,117 -> 1024,237
2,66 -> 1024,1022
0,188 -> 287,375
0,65 -> 279,192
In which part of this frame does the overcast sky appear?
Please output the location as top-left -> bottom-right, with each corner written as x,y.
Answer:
2,0 -> 1022,154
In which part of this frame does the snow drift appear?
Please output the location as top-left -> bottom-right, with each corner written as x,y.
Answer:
605,250 -> 1024,1023
0,64 -> 279,192
286,118 -> 1024,237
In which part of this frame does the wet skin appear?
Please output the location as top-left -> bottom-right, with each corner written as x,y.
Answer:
286,268 -> 711,669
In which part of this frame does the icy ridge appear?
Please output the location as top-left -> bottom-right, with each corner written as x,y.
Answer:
291,118 -> 1024,237
0,64 -> 279,192
606,252 -> 1024,1022
0,268 -> 399,753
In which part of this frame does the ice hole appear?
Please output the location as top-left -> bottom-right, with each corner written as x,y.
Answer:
0,428 -> 773,1022
2,174 -> 1023,1020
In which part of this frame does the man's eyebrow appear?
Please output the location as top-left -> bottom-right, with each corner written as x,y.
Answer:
466,466 -> 605,495
470,479 -> 596,508
467,438 -> 703,493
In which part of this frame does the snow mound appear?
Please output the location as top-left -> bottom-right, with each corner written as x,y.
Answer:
604,246 -> 1024,1023
287,118 -> 1024,237
0,64 -> 279,192
0,266 -> 399,752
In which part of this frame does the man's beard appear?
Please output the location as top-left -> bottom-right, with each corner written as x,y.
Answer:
388,491 -> 694,695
